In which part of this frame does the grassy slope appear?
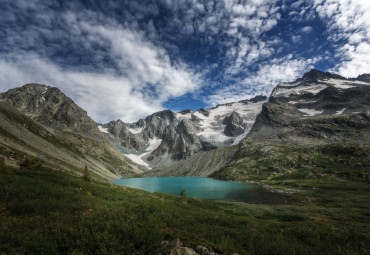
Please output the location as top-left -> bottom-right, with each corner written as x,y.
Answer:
0,102 -> 138,179
212,143 -> 370,183
1,163 -> 370,255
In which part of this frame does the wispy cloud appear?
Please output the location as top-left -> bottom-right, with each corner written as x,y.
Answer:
0,0 -> 369,122
206,55 -> 319,105
314,0 -> 370,77
0,1 -> 200,123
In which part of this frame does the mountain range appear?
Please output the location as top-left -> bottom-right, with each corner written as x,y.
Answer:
0,69 -> 369,180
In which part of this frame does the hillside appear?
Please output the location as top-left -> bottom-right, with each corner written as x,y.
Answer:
100,96 -> 267,170
1,70 -> 370,254
213,70 -> 370,186
1,161 -> 369,254
0,84 -> 140,180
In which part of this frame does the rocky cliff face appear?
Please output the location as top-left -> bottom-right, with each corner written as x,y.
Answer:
0,83 -> 100,136
0,84 -> 140,179
246,69 -> 370,144
214,69 -> 370,183
101,96 -> 267,169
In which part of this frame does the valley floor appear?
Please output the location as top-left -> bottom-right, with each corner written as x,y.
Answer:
1,162 -> 370,255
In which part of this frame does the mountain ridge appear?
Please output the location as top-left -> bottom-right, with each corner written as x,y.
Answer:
0,84 -> 141,180
100,95 -> 267,169
1,69 -> 369,177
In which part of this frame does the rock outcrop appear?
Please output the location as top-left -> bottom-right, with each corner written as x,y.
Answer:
0,83 -> 100,136
101,96 -> 267,169
0,84 -> 140,179
246,69 -> 370,144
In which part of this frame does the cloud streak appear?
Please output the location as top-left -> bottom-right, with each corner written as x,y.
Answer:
0,0 -> 369,122
314,0 -> 370,77
0,2 -> 200,123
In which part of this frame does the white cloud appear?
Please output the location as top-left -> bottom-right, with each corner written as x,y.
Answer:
0,16 -> 200,123
301,26 -> 313,33
291,35 -> 302,43
206,56 -> 319,105
314,0 -> 370,77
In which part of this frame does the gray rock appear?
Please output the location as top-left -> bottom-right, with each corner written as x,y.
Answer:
223,112 -> 244,137
170,238 -> 182,248
0,83 -> 100,136
247,70 -> 370,145
195,245 -> 209,254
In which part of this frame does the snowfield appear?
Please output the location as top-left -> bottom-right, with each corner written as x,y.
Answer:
128,127 -> 143,134
273,78 -> 370,98
98,125 -> 109,133
298,108 -> 324,116
123,138 -> 162,169
177,100 -> 266,145
272,84 -> 328,97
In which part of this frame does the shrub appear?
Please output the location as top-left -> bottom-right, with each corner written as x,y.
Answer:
181,190 -> 187,204
20,158 -> 42,170
82,166 -> 90,182
0,158 -> 8,174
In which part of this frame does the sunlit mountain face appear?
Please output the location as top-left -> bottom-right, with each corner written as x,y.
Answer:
0,0 -> 369,123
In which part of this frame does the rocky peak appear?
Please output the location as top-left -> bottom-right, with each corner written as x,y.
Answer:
0,83 -> 99,135
301,69 -> 345,83
144,110 -> 177,124
105,120 -> 128,137
356,74 -> 370,83
223,112 -> 244,137
248,95 -> 268,103
197,108 -> 210,117
101,96 -> 266,168
179,109 -> 192,114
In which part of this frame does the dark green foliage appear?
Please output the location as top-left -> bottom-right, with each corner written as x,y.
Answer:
82,165 -> 90,182
0,158 -> 8,174
181,190 -> 187,204
213,143 -> 370,183
0,166 -> 369,254
20,157 -> 42,170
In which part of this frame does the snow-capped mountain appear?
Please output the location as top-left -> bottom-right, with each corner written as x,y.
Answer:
270,69 -> 370,117
247,69 -> 370,144
100,96 -> 267,169
0,83 -> 141,179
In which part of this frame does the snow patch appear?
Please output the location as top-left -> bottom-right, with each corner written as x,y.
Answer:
128,127 -> 143,134
335,108 -> 346,115
123,138 -> 162,169
98,125 -> 109,133
277,81 -> 302,88
273,84 -> 328,97
124,154 -> 151,168
232,132 -> 248,145
325,79 -> 355,89
288,99 -> 318,105
197,101 -> 266,144
176,112 -> 192,121
144,138 -> 162,153
298,108 -> 324,116
325,78 -> 370,89
272,78 -> 370,98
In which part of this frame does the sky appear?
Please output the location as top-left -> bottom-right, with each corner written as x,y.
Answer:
0,0 -> 369,123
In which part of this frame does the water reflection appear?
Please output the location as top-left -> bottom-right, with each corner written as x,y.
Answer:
112,177 -> 291,204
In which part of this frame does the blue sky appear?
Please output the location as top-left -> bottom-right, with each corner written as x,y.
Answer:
0,0 -> 369,122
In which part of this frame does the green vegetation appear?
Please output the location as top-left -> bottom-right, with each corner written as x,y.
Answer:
181,190 -> 187,205
82,165 -> 90,182
1,160 -> 370,254
212,143 -> 370,183
0,158 -> 8,174
20,158 -> 43,170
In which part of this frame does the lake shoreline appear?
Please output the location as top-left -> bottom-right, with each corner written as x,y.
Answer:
112,176 -> 294,204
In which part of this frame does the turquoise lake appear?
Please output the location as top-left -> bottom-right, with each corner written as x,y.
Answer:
112,177 -> 290,204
